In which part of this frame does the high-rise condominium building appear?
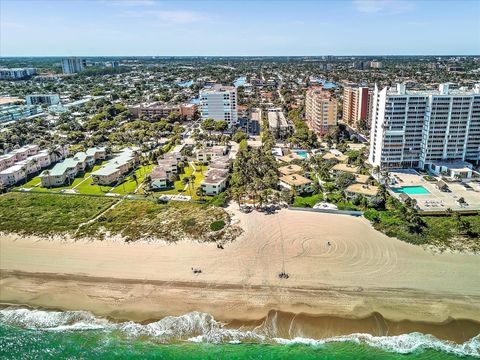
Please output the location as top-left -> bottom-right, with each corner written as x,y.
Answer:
62,58 -> 86,74
199,84 -> 238,128
342,86 -> 372,128
305,87 -> 338,136
369,83 -> 480,170
0,68 -> 37,80
26,94 -> 60,106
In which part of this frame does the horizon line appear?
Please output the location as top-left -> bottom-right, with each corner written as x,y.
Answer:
1,54 -> 479,58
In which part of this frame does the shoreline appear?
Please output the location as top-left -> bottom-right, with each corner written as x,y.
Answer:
2,269 -> 480,344
1,207 -> 479,344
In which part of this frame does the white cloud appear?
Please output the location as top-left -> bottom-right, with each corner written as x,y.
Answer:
353,0 -> 414,14
0,20 -> 28,30
108,0 -> 157,6
119,9 -> 208,24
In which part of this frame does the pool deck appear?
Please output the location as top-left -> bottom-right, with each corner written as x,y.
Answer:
388,170 -> 480,214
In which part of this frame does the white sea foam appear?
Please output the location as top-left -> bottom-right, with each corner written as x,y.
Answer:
274,333 -> 480,357
1,307 -> 479,357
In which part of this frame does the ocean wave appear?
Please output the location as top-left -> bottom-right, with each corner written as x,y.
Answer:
0,307 -> 479,357
274,333 -> 480,357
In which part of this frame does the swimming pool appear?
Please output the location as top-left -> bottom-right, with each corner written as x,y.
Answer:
392,186 -> 431,195
293,150 -> 309,159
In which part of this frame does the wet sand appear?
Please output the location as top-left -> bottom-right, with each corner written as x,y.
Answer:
1,206 -> 479,342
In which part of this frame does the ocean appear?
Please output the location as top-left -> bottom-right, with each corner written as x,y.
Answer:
0,308 -> 478,359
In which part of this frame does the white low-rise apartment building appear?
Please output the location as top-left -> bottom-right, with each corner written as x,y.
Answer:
148,151 -> 183,190
279,174 -> 313,194
0,153 -> 17,172
369,83 -> 480,171
0,145 -> 50,186
201,168 -> 229,195
39,147 -> 105,188
91,148 -> 138,185
0,165 -> 27,186
196,145 -> 227,163
200,84 -> 238,128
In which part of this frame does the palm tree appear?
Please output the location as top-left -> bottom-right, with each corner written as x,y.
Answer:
196,187 -> 206,202
42,169 -> 51,188
20,164 -> 29,186
143,175 -> 152,194
189,174 -> 196,198
130,173 -> 139,192
181,177 -> 190,195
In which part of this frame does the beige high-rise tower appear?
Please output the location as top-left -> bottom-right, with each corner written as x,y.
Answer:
305,87 -> 338,136
342,86 -> 372,129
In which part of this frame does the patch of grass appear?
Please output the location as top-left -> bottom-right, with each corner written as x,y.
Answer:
292,194 -> 323,208
17,176 -> 41,188
151,163 -> 206,199
210,220 -> 226,231
0,192 -> 116,235
75,177 -> 110,195
77,199 -> 231,242
423,175 -> 437,182
111,164 -> 153,195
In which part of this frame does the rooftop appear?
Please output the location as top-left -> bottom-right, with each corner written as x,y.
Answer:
267,109 -> 290,129
322,152 -> 349,163
345,183 -> 379,197
354,174 -> 371,184
203,168 -> 229,184
0,164 -> 24,174
278,164 -> 303,176
280,153 -> 303,163
386,83 -> 480,96
280,174 -> 312,186
200,84 -> 236,93
42,157 -> 80,177
332,163 -> 359,174
150,166 -> 168,179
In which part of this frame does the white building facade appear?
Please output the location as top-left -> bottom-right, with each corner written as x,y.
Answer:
200,85 -> 238,128
369,83 -> 480,170
62,58 -> 86,74
26,94 -> 61,106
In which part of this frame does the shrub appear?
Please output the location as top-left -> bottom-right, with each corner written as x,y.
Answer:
364,209 -> 380,224
181,217 -> 196,229
210,220 -> 226,231
209,192 -> 227,207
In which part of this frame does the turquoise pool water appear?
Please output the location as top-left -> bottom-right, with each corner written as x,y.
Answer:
294,150 -> 309,159
176,80 -> 193,88
233,76 -> 246,87
392,186 -> 431,195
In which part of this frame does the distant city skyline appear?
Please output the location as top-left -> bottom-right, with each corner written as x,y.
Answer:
1,0 -> 479,56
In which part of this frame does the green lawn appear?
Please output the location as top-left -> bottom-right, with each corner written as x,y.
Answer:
0,192 -> 117,235
151,164 -> 207,199
111,164 -> 153,195
74,177 -> 111,195
18,161 -> 109,193
18,176 -> 42,188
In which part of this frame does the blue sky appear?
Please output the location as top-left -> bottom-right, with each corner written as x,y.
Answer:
1,0 -> 479,56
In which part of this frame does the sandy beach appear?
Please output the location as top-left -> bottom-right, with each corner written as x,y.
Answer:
1,206 -> 479,342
